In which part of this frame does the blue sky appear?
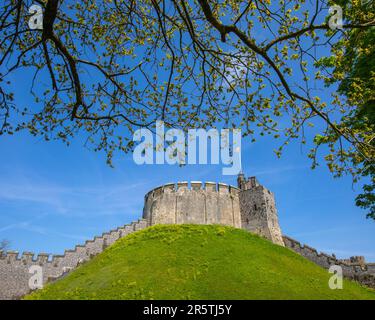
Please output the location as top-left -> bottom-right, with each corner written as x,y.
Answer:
0,126 -> 374,261
0,1 -> 373,261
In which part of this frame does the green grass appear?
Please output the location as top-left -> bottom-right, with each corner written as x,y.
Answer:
25,224 -> 375,300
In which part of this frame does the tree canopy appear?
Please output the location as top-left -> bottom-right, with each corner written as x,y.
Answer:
320,0 -> 374,219
1,0 -> 374,217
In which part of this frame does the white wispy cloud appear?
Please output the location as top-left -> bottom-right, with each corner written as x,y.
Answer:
251,165 -> 309,176
0,174 -> 155,218
0,220 -> 89,244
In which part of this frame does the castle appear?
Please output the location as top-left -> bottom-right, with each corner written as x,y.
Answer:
0,174 -> 374,299
142,174 -> 284,246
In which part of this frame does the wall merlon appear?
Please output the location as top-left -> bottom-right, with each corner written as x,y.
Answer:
303,245 -> 318,254
191,181 -> 202,190
176,181 -> 189,191
108,230 -> 121,241
21,252 -> 35,264
93,235 -> 104,242
76,245 -> 90,255
75,245 -> 86,251
133,222 -> 141,231
129,221 -> 136,227
318,252 -> 335,260
327,257 -> 337,264
283,236 -> 303,249
145,189 -> 154,201
334,258 -> 350,266
115,227 -> 126,236
218,183 -> 229,193
35,253 -> 50,264
108,229 -> 120,237
296,242 -> 305,250
163,183 -> 176,192
282,235 -> 296,242
118,225 -> 126,232
122,225 -> 134,234
133,219 -> 148,231
49,255 -> 64,268
153,186 -> 163,197
205,182 -> 217,192
5,251 -> 20,262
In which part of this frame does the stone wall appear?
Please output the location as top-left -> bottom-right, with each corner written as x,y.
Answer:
1,217 -> 374,299
338,256 -> 366,267
143,182 -> 242,228
239,185 -> 284,246
2,176 -> 373,299
143,179 -> 285,247
283,235 -> 375,289
0,219 -> 149,300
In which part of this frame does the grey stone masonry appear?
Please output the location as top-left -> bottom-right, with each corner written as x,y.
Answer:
283,235 -> 375,289
237,175 -> 284,246
2,175 -> 374,299
143,177 -> 284,246
143,182 -> 242,228
0,219 -> 149,300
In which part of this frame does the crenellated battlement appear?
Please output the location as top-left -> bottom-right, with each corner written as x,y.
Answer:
282,235 -> 375,288
0,218 -> 150,300
144,181 -> 240,202
143,178 -> 284,245
1,175 -> 374,300
143,181 -> 243,228
1,251 -> 59,265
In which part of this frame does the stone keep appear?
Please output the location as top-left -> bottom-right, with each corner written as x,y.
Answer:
2,174 -> 375,300
237,174 -> 284,246
142,174 -> 285,246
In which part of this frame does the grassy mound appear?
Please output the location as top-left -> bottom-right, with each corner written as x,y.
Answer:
26,224 -> 375,300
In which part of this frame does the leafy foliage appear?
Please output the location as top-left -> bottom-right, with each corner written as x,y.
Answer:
315,0 -> 374,219
1,0 -> 374,216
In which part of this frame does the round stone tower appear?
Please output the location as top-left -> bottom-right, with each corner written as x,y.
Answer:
142,181 -> 242,228
142,176 -> 284,246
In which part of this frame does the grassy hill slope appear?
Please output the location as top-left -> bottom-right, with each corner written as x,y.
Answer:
26,224 -> 375,300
